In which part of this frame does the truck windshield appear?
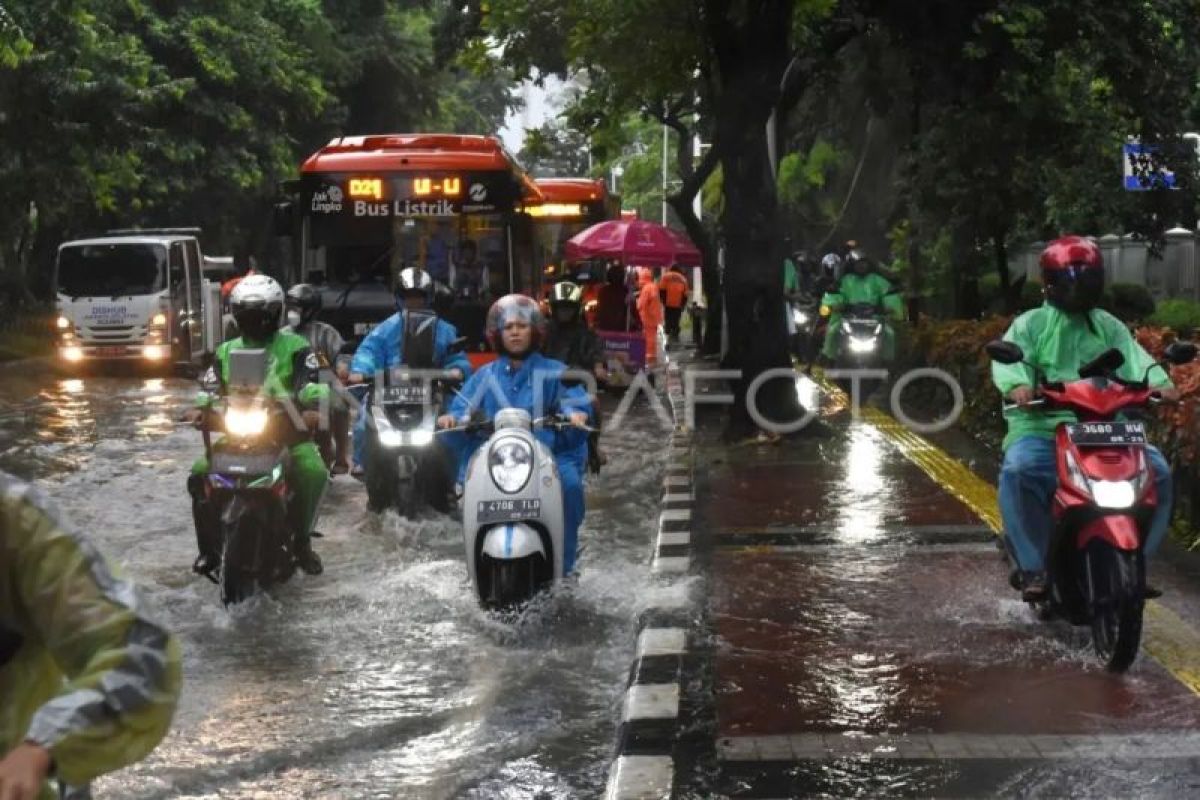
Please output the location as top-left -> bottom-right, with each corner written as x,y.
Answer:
56,243 -> 166,298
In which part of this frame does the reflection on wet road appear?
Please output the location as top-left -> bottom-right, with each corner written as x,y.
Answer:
0,362 -> 679,798
696,378 -> 1200,798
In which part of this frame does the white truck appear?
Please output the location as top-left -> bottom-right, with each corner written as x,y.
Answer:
53,229 -> 223,371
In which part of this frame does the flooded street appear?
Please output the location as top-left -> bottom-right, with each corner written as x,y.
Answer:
0,361 -> 680,799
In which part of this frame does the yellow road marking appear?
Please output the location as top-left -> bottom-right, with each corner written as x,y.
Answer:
812,370 -> 1200,695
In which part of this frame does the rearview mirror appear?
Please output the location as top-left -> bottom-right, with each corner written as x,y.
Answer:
985,340 -> 1025,365
1165,341 -> 1198,365
1079,347 -> 1125,379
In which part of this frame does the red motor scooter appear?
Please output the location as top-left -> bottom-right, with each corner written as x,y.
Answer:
986,339 -> 1196,671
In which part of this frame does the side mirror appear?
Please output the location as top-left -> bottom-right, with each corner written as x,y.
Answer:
273,202 -> 294,237
1165,341 -> 1198,365
1079,347 -> 1125,379
985,340 -> 1025,365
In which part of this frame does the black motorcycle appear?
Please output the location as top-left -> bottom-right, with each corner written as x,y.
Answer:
196,350 -> 304,605
354,367 -> 461,517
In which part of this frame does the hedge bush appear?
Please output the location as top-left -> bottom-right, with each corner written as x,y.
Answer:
1104,283 -> 1156,322
1147,298 -> 1200,337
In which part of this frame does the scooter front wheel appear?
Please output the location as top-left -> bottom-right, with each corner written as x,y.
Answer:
484,556 -> 541,610
1085,544 -> 1145,672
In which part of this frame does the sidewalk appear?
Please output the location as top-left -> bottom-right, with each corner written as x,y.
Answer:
678,372 -> 1200,798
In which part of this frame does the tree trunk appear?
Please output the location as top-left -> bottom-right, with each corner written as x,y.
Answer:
703,0 -> 800,437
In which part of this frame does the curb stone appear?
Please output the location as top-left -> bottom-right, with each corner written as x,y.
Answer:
605,359 -> 695,799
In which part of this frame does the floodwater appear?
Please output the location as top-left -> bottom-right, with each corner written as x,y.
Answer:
0,361 -> 684,798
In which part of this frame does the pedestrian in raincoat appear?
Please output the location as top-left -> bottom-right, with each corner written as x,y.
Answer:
184,274 -> 330,577
819,250 -> 904,362
438,295 -> 593,574
992,236 -> 1177,600
658,265 -> 690,344
347,267 -> 471,479
1,471 -> 181,800
636,267 -> 664,369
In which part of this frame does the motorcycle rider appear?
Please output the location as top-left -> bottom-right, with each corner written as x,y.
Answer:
1,471 -> 181,800
819,249 -> 904,363
184,274 -> 329,577
437,295 -> 593,575
993,236 -> 1177,601
285,284 -> 352,475
544,281 -> 608,473
348,267 -> 471,479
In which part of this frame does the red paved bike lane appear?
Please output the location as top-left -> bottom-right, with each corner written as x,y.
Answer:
687,412 -> 1200,798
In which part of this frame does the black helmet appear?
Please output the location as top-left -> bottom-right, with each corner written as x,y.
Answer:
845,249 -> 871,275
549,281 -> 583,307
286,283 -> 321,311
396,267 -> 433,305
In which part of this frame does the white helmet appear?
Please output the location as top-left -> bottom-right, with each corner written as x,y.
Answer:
230,274 -> 286,340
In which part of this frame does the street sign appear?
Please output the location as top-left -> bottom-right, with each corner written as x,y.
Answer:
1123,142 -> 1177,191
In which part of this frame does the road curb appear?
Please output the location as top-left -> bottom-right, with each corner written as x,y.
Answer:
606,360 -> 695,800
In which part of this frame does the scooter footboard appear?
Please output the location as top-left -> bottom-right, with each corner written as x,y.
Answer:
481,523 -> 545,561
1077,515 -> 1141,552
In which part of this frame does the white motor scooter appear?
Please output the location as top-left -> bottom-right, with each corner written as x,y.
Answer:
458,407 -> 572,609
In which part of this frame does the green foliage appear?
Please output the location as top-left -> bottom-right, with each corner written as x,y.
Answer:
1148,298 -> 1200,336
0,0 -> 514,304
1104,283 -> 1156,323
777,138 -> 846,212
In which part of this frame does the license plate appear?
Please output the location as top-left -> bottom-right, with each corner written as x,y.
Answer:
477,498 -> 542,524
381,382 -> 430,404
1066,421 -> 1147,447
95,346 -> 127,356
354,323 -> 376,335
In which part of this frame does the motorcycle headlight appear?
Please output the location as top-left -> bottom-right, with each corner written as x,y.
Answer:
1063,449 -> 1090,496
1091,480 -> 1136,510
841,321 -> 853,334
378,428 -> 405,448
489,436 -> 533,494
792,309 -> 809,326
874,323 -> 883,335
225,406 -> 268,437
408,429 -> 434,447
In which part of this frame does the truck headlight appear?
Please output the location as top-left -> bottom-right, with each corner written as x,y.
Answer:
56,316 -> 71,330
489,436 -> 533,494
143,344 -> 166,360
150,312 -> 167,327
61,345 -> 83,362
225,406 -> 269,437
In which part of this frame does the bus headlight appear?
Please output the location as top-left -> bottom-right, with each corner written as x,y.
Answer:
489,436 -> 533,494
225,406 -> 269,437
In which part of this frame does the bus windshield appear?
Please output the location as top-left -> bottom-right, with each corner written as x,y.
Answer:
309,213 -> 518,296
57,243 -> 166,298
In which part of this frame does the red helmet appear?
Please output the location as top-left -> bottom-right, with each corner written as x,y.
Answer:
1039,235 -> 1104,313
486,294 -> 545,354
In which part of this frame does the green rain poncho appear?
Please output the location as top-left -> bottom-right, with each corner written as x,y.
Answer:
1,473 -> 181,799
820,272 -> 905,359
991,303 -> 1172,450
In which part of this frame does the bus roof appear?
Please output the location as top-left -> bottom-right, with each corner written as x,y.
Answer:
533,178 -> 609,203
301,133 -> 542,203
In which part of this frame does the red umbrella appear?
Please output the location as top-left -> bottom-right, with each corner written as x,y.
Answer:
564,219 -> 702,267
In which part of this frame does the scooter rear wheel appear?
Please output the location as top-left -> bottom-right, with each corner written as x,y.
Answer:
1086,545 -> 1145,672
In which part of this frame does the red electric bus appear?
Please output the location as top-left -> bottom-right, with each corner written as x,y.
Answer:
278,134 -> 543,354
527,178 -> 620,284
